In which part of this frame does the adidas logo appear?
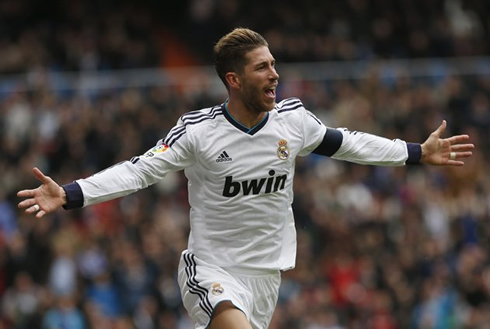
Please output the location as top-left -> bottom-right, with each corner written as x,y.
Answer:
216,151 -> 233,163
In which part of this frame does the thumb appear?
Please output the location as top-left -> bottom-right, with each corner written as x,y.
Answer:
32,167 -> 50,184
432,120 -> 447,138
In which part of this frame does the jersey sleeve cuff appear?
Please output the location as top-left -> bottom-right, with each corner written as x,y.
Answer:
406,143 -> 422,164
62,182 -> 84,209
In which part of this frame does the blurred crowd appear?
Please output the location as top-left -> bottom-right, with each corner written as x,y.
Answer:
1,0 -> 490,329
1,0 -> 490,73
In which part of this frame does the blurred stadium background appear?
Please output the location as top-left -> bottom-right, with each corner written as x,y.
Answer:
1,0 -> 489,328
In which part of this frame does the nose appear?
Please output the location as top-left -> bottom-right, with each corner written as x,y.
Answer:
270,67 -> 279,80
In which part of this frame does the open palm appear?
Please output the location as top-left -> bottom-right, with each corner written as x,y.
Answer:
17,167 -> 66,218
420,120 -> 474,166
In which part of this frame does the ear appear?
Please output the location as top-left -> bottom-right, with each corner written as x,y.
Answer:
225,72 -> 241,89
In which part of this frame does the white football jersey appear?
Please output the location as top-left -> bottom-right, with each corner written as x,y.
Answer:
65,97 -> 413,273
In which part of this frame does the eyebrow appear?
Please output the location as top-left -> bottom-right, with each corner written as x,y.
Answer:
253,58 -> 275,68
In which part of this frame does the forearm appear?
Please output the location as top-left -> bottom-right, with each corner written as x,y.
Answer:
316,128 -> 421,166
62,160 -> 163,209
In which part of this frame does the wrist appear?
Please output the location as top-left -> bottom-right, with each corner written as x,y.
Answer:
420,142 -> 429,164
59,187 -> 67,205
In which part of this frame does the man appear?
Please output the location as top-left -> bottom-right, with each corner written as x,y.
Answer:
18,28 -> 474,329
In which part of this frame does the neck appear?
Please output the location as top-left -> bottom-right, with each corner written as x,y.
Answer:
226,99 -> 267,128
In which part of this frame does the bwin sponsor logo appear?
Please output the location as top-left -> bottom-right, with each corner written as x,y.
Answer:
222,170 -> 287,197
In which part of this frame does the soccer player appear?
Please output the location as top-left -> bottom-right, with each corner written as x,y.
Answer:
18,28 -> 474,329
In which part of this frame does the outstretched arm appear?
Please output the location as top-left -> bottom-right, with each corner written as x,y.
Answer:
420,120 -> 474,166
17,167 -> 67,218
312,119 -> 473,167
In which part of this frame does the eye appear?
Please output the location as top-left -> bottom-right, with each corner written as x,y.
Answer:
257,61 -> 275,71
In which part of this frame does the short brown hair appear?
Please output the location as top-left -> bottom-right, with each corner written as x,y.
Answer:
214,28 -> 268,90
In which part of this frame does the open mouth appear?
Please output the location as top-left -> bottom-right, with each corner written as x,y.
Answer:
265,87 -> 276,99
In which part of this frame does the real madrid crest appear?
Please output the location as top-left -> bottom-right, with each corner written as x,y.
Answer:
211,282 -> 224,296
277,139 -> 290,160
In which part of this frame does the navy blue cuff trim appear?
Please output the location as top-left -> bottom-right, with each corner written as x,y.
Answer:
312,128 -> 343,157
406,143 -> 422,164
62,182 -> 84,209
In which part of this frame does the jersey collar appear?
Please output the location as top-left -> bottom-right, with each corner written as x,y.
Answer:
222,100 -> 269,136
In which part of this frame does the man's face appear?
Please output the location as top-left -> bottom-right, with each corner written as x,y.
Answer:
238,46 -> 279,113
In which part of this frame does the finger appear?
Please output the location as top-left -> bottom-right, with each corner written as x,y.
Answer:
36,210 -> 46,219
32,167 -> 50,184
17,189 -> 34,198
446,135 -> 471,144
18,198 -> 38,209
25,204 -> 40,214
447,160 -> 465,166
433,120 -> 447,138
450,144 -> 475,152
453,151 -> 473,159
